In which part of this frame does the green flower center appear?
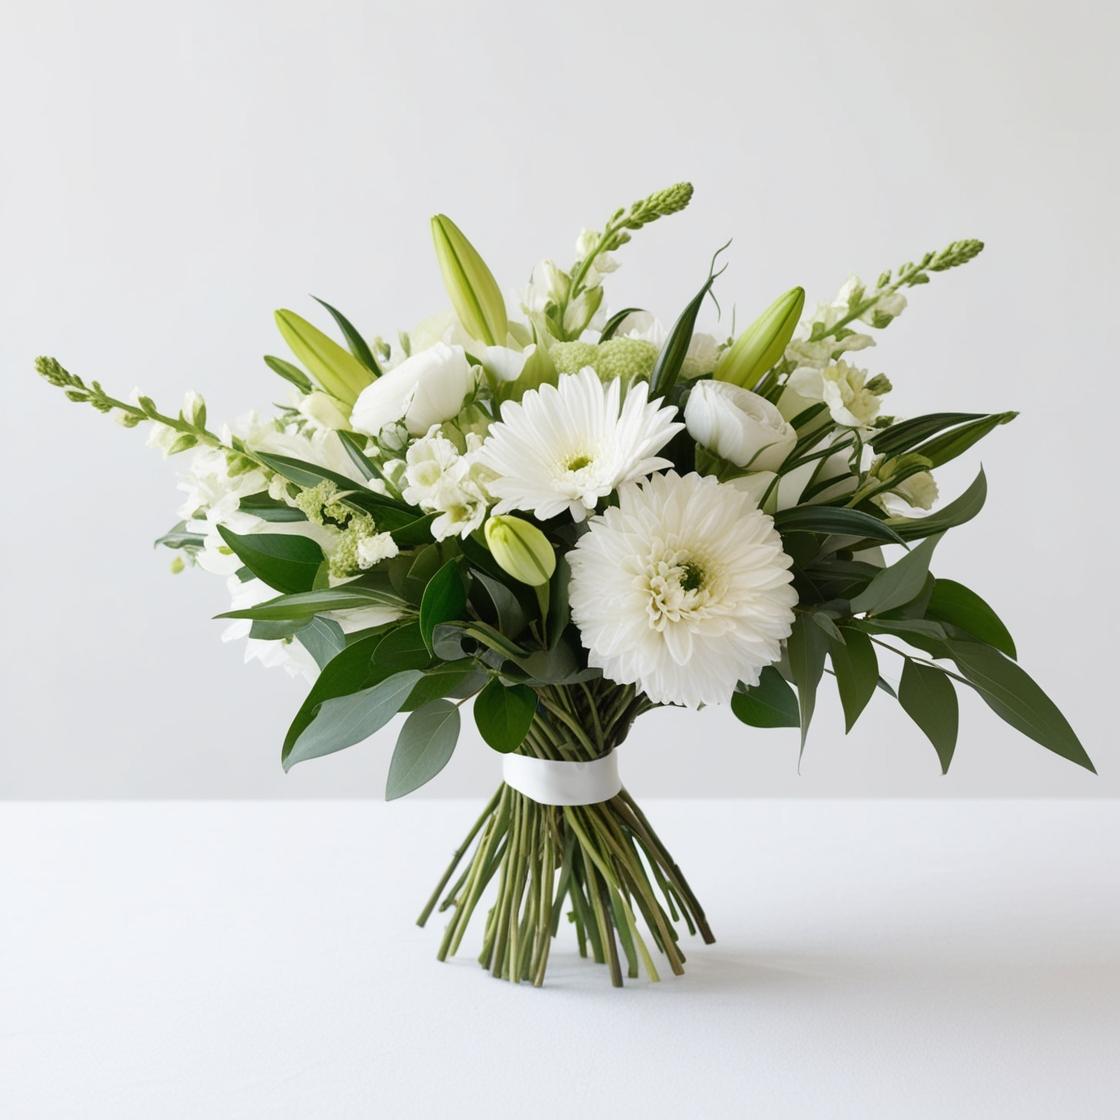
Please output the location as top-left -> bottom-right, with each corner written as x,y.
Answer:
679,562 -> 705,592
566,454 -> 592,472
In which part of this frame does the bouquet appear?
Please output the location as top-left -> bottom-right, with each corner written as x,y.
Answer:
36,182 -> 1092,987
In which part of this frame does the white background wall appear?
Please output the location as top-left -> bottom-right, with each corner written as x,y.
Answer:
2,0 -> 1117,798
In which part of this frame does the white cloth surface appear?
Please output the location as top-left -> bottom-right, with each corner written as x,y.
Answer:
2,800 -> 1117,1118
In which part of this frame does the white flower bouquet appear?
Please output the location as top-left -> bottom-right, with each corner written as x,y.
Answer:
37,182 -> 1092,987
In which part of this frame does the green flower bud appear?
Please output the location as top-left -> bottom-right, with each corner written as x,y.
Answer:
595,338 -> 657,382
550,341 -> 598,375
484,515 -> 556,587
714,286 -> 805,389
430,214 -> 509,347
274,310 -> 373,408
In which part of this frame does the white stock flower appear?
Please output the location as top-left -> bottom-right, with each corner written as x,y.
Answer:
568,472 -> 797,708
685,381 -> 796,472
785,361 -> 883,428
357,532 -> 399,568
876,470 -> 938,514
350,342 -> 475,437
402,427 -> 492,540
478,368 -> 683,521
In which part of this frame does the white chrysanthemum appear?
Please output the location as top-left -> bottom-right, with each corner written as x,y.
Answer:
568,472 -> 798,708
478,368 -> 683,521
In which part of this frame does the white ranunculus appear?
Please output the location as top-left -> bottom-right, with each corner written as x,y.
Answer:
350,342 -> 475,437
685,380 -> 796,472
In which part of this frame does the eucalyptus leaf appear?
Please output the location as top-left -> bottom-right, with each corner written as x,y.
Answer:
474,679 -> 537,753
927,579 -> 1016,659
898,659 -> 959,773
419,560 -> 468,650
730,666 -> 799,728
471,570 -> 528,638
850,535 -> 941,617
787,614 -> 829,757
830,628 -> 878,733
374,622 -> 434,671
284,669 -> 422,771
385,700 -> 459,799
295,617 -> 347,670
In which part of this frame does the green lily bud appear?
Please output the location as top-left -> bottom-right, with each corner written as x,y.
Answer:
274,310 -> 374,408
714,286 -> 805,389
484,515 -> 556,587
430,214 -> 509,347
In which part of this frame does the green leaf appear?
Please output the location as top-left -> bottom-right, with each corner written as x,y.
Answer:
599,307 -> 643,342
385,700 -> 459,799
471,570 -> 528,638
911,412 -> 1016,469
947,640 -> 1094,772
401,663 -> 486,711
730,665 -> 799,728
264,354 -> 314,395
216,584 -> 404,622
274,309 -> 374,406
295,617 -> 346,670
335,430 -> 379,482
546,554 -> 571,649
216,526 -> 324,595
284,670 -> 422,770
850,535 -> 941,616
830,628 -> 878,732
898,659 -> 959,773
474,679 -> 537,753
419,560 -> 467,650
886,469 -> 986,541
648,252 -> 725,398
374,622 -> 434,671
927,579 -> 1016,659
787,614 -> 829,757
870,412 -> 984,458
774,506 -> 906,546
431,621 -> 530,663
312,295 -> 382,375
153,522 -> 204,551
237,492 -> 308,522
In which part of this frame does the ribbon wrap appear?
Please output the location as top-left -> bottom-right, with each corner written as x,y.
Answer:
501,751 -> 621,806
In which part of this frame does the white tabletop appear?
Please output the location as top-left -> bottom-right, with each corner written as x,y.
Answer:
3,800 -> 1117,1118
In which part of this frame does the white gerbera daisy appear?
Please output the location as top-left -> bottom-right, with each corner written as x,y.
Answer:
477,367 -> 683,521
568,471 -> 798,708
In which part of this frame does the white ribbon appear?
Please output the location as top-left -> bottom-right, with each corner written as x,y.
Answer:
501,751 -> 621,806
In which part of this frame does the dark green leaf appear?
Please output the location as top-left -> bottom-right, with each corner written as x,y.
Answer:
284,669 -> 422,770
216,526 -> 324,594
264,354 -> 313,394
374,622 -> 434,670
432,620 -> 530,663
911,412 -> 1016,469
217,584 -> 405,622
419,560 -> 467,650
256,451 -> 414,524
648,252 -> 725,398
870,412 -> 984,458
830,628 -> 878,732
850,535 -> 941,616
775,506 -> 906,546
787,614 -> 829,756
312,295 -> 382,375
927,579 -> 1016,659
898,659 -> 959,773
401,663 -> 485,711
471,571 -> 528,638
947,641 -> 1094,772
886,469 -> 986,541
295,617 -> 346,669
730,665 -> 800,728
335,430 -> 379,482
385,700 -> 459,799
238,491 -> 308,522
547,554 -> 572,648
153,522 -> 204,550
474,679 -> 537,753
599,307 -> 643,342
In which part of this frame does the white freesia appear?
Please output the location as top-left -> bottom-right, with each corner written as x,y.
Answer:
478,368 -> 683,521
351,343 -> 475,437
785,361 -> 883,428
685,381 -> 796,472
568,471 -> 797,708
402,426 -> 493,540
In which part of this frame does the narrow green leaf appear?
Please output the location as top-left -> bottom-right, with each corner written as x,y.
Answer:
927,579 -> 1016,659
238,491 -> 308,522
730,665 -> 800,728
547,554 -> 571,649
264,354 -> 314,394
474,679 -> 537,753
787,614 -> 829,757
335,430 -> 379,482
898,659 -> 959,772
648,252 -> 725,398
911,412 -> 1016,469
312,295 -> 382,375
216,584 -> 404,622
774,506 -> 906,546
284,670 -> 422,770
216,526 -> 324,595
599,307 -> 643,342
870,412 -> 983,458
385,700 -> 459,799
830,628 -> 878,732
886,469 -> 986,540
419,560 -> 468,650
947,640 -> 1094,772
153,522 -> 204,551
850,535 -> 942,616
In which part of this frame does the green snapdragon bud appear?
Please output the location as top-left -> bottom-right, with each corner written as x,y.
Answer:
714,286 -> 805,389
484,515 -> 556,587
430,214 -> 509,347
274,310 -> 373,408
